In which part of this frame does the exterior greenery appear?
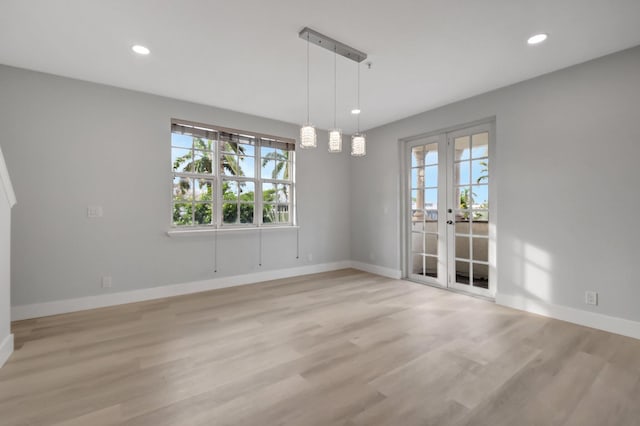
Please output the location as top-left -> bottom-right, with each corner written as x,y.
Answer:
172,134 -> 292,227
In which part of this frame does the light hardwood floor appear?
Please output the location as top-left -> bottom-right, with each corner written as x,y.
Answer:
2,269 -> 640,426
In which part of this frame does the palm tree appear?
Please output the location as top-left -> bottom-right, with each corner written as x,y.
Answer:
261,149 -> 291,223
476,160 -> 488,184
173,137 -> 247,225
261,149 -> 290,180
262,149 -> 290,201
219,141 -> 246,176
173,138 -> 246,176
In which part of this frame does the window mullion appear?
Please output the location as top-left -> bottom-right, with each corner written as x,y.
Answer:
257,139 -> 262,226
216,138 -> 222,228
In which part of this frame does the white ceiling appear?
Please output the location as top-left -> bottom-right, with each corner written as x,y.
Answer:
1,1 -> 640,133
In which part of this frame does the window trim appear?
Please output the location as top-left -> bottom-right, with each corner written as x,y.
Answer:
170,118 -> 296,231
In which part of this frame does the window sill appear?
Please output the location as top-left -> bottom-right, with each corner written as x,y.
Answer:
166,225 -> 299,237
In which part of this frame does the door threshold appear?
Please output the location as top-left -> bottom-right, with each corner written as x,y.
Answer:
404,278 -> 495,302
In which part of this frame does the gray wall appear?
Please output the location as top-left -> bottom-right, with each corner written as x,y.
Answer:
0,178 -> 10,342
0,65 -> 351,306
351,46 -> 640,322
3,46 -> 640,326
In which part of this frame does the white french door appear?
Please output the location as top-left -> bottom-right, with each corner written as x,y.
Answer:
405,122 -> 494,297
407,134 -> 448,287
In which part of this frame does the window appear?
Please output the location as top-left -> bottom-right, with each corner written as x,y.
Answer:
171,119 -> 295,229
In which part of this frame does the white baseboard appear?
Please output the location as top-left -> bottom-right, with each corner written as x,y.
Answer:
0,333 -> 13,368
350,261 -> 402,279
13,260 -> 639,342
496,293 -> 640,341
11,261 -> 352,321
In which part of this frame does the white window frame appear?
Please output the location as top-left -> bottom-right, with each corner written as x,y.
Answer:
170,119 -> 296,231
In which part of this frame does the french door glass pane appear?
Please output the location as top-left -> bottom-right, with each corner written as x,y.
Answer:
425,256 -> 438,278
471,132 -> 489,159
455,236 -> 470,260
455,162 -> 470,186
472,237 -> 488,262
472,184 -> 488,207
424,189 -> 438,208
411,189 -> 421,206
456,186 -> 471,210
411,146 -> 423,167
472,215 -> 489,235
454,136 -> 470,161
411,168 -> 420,188
411,211 -> 422,232
412,254 -> 424,275
424,219 -> 437,233
424,143 -> 438,165
410,254 -> 439,278
424,166 -> 438,187
425,234 -> 438,256
473,263 -> 489,288
412,231 -> 424,252
456,261 -> 470,284
455,217 -> 470,234
472,159 -> 488,184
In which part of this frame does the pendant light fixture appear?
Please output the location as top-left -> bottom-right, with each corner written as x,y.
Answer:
351,61 -> 366,157
300,32 -> 317,149
328,45 -> 342,153
298,27 -> 367,155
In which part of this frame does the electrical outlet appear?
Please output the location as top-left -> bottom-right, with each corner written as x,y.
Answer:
307,253 -> 313,262
87,205 -> 103,218
102,276 -> 112,288
585,291 -> 598,306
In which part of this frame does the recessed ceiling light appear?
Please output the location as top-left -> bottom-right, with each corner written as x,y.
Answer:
131,45 -> 150,55
351,109 -> 361,115
527,33 -> 548,45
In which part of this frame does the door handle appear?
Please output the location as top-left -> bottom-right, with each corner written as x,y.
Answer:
446,220 -> 453,225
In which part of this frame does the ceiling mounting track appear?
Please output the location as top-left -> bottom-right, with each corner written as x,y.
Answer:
298,27 -> 367,63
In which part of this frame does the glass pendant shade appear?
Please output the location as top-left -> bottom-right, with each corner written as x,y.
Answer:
328,129 -> 342,152
300,125 -> 317,148
351,133 -> 366,157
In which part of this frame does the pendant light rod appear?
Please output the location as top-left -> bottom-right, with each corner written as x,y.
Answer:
328,44 -> 342,153
357,61 -> 361,133
298,27 -> 367,63
306,32 -> 310,124
333,45 -> 337,129
300,30 -> 317,149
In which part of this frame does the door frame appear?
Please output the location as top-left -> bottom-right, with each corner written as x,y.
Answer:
399,117 -> 497,298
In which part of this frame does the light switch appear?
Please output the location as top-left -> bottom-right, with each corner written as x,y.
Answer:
87,205 -> 103,218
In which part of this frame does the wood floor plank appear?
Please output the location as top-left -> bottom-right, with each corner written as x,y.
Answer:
1,269 -> 639,425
